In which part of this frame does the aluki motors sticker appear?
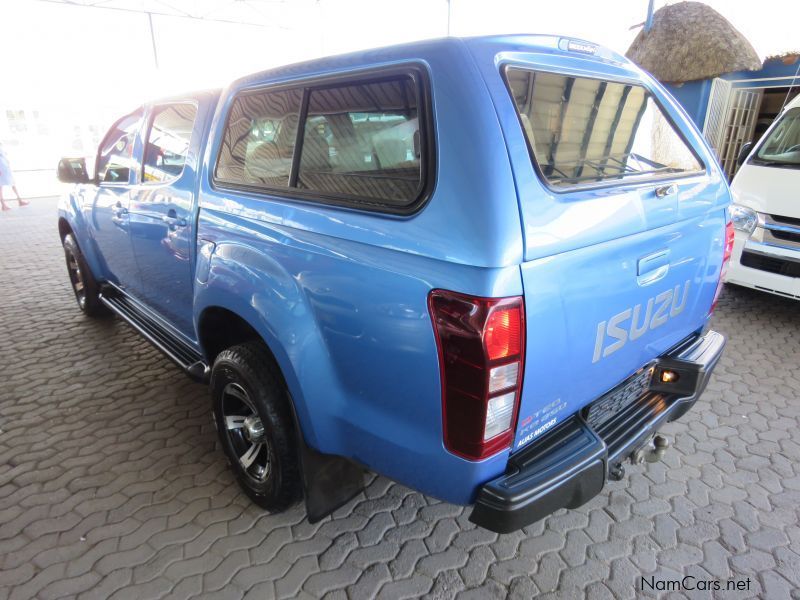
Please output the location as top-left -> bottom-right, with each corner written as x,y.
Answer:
515,398 -> 567,449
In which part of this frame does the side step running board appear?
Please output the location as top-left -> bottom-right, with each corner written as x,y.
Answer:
99,289 -> 210,383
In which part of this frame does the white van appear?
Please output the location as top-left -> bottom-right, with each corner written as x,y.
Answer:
726,94 -> 800,299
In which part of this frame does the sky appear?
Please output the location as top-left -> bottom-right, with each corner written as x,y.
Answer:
1,0 -> 798,110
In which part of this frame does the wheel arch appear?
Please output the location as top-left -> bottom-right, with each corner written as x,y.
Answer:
58,194 -> 106,281
194,299 -> 314,445
58,217 -> 73,240
197,306 -> 263,365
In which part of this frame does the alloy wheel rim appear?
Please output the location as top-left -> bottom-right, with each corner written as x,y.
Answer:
221,382 -> 271,482
65,249 -> 86,309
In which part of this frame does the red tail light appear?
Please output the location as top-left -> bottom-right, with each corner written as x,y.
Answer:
485,307 -> 522,360
711,220 -> 735,314
428,290 -> 525,460
723,220 -> 735,263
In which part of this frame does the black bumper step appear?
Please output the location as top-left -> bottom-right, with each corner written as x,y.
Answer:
99,287 -> 209,381
470,416 -> 606,533
470,330 -> 725,534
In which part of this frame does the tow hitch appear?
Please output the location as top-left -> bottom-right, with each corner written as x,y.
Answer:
632,434 -> 670,465
609,435 -> 670,481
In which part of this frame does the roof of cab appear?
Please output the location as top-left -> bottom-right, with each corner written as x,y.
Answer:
229,34 -> 634,90
148,88 -> 222,106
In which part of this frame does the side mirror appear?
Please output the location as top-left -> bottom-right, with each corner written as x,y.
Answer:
57,157 -> 91,184
737,141 -> 754,167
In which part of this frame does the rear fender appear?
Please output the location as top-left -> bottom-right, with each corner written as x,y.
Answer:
194,246 -> 365,519
194,247 -> 328,449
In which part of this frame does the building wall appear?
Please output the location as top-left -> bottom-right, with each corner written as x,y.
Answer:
663,80 -> 712,129
722,57 -> 800,88
664,56 -> 800,131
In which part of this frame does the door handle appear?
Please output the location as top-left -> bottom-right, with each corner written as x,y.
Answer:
654,184 -> 677,198
113,201 -> 128,217
637,249 -> 670,286
637,264 -> 669,286
162,209 -> 187,228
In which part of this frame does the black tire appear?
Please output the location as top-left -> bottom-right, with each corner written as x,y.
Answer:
62,233 -> 107,317
211,342 -> 302,511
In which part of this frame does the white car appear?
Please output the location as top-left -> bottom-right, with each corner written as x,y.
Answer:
725,94 -> 800,299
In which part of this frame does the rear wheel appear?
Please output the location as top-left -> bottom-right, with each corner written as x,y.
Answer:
62,233 -> 107,317
211,342 -> 302,511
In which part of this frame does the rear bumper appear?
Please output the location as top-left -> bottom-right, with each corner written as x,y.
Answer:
470,330 -> 725,534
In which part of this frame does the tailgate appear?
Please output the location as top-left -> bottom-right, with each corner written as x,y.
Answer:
514,210 -> 725,450
491,61 -> 730,451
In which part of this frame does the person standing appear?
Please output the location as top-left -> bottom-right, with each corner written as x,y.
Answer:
0,143 -> 28,210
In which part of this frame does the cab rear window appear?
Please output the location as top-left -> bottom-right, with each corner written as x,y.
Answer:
215,89 -> 303,188
505,68 -> 703,189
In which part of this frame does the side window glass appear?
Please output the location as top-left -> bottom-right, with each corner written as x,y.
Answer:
215,89 -> 303,188
297,76 -> 422,206
97,110 -> 142,184
143,103 -> 198,183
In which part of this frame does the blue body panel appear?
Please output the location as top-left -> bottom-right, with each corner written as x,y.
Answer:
58,35 -> 731,505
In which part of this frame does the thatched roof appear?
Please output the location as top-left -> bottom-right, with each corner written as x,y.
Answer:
626,2 -> 761,83
764,52 -> 800,66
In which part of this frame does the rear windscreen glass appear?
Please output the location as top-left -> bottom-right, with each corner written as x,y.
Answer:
505,68 -> 703,188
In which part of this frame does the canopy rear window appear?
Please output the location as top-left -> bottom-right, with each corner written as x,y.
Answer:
505,68 -> 703,189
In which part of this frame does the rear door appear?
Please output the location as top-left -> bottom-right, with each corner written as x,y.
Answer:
128,100 -> 202,338
492,62 -> 729,451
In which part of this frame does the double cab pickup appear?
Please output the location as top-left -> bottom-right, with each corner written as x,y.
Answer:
57,35 -> 728,533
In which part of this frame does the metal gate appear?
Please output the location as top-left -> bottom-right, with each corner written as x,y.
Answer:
703,78 -> 732,158
720,88 -> 763,179
702,81 -> 763,179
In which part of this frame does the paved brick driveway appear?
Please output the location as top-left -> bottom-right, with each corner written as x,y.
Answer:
1,197 -> 799,599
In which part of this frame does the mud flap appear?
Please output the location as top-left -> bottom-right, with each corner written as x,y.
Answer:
284,388 -> 365,522
299,443 -> 365,523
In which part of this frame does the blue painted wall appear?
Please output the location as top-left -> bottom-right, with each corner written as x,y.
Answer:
664,80 -> 711,129
663,56 -> 800,129
723,57 -> 800,86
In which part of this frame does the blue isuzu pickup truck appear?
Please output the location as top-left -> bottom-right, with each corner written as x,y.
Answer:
57,35 -> 729,533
